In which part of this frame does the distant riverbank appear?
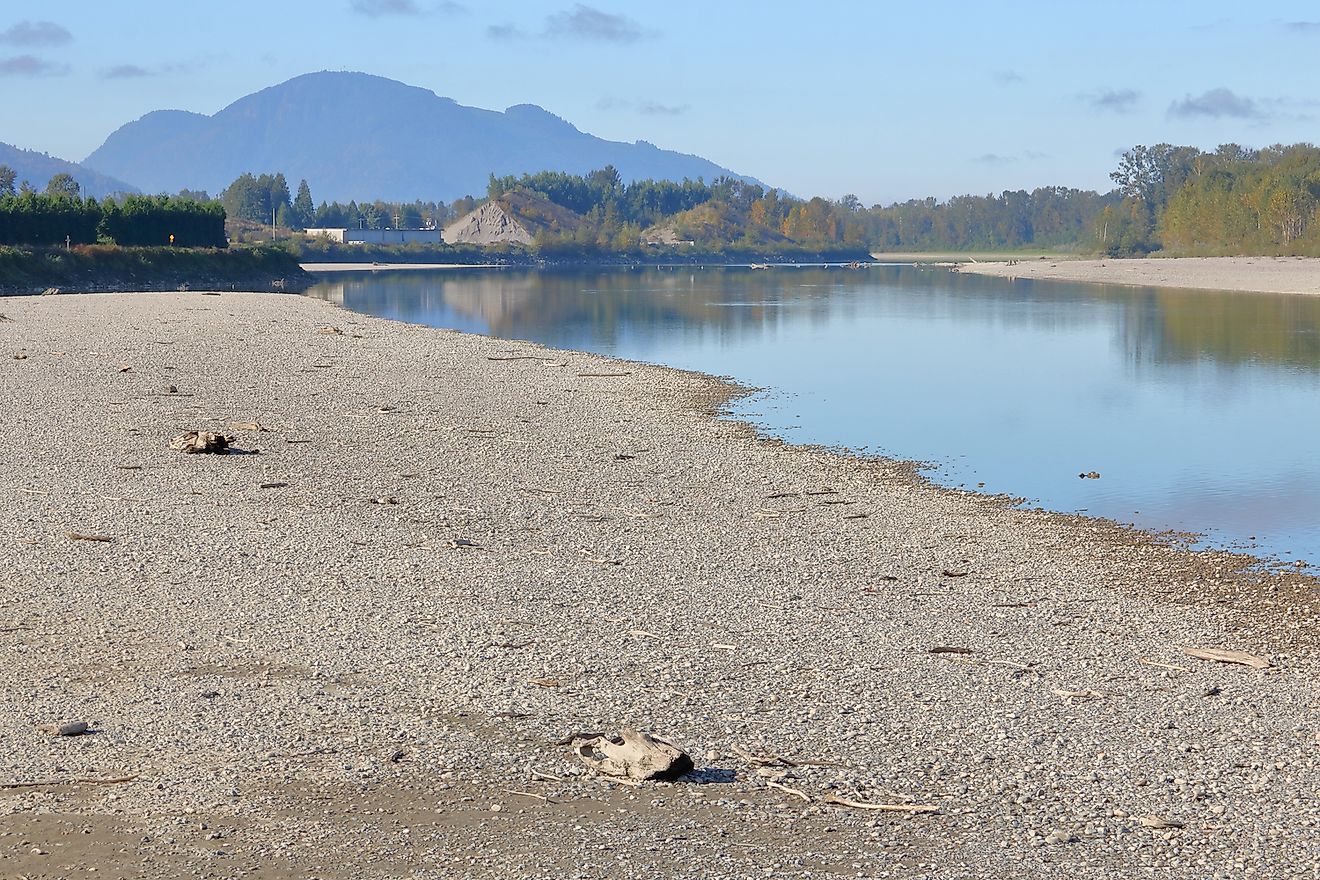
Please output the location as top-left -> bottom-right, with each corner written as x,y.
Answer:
0,245 -> 310,296
958,255 -> 1320,295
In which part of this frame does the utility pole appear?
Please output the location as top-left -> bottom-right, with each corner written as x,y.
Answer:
272,206 -> 277,242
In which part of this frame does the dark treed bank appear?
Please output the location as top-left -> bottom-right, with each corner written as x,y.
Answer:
0,245 -> 307,296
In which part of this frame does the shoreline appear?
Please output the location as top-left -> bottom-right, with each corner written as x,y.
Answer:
2,291 -> 1317,877
957,254 -> 1320,296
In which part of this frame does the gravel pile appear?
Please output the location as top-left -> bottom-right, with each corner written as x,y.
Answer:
0,292 -> 1316,879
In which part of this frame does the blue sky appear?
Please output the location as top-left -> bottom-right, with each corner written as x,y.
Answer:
3,1 -> 1320,204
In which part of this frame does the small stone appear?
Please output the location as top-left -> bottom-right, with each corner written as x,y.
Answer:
38,720 -> 89,737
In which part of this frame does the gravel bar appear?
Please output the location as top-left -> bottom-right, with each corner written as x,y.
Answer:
1,292 -> 1317,879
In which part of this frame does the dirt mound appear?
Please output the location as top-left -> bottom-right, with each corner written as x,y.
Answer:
443,201 -> 533,246
444,191 -> 584,246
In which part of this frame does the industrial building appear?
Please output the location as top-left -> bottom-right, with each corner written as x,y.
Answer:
303,227 -> 442,245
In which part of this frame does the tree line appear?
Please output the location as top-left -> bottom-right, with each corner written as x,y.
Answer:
0,168 -> 226,248
218,172 -> 456,232
12,143 -> 1320,257
1103,143 -> 1320,256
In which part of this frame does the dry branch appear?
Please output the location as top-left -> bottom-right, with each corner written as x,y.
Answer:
1181,647 -> 1271,671
66,532 -> 113,543
823,794 -> 939,813
1,773 -> 139,790
766,780 -> 812,802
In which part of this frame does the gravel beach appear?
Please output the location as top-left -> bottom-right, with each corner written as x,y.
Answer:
957,255 -> 1320,296
1,292 -> 1317,879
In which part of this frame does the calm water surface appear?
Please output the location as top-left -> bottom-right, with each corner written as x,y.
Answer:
307,266 -> 1320,568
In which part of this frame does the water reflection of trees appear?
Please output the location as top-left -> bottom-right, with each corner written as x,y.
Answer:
309,267 -> 856,351
307,266 -> 1320,373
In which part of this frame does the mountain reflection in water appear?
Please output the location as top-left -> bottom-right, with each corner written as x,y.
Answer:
308,265 -> 1320,568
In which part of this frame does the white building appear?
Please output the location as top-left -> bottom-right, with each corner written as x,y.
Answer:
304,227 -> 443,245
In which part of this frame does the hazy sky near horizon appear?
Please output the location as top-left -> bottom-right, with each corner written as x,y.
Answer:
4,1 -> 1320,204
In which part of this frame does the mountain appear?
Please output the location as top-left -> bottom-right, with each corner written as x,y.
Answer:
83,72 -> 762,204
0,142 -> 138,198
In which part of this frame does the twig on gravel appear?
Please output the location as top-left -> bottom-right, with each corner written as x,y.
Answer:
529,769 -> 562,782
591,774 -> 644,787
578,549 -> 622,565
823,794 -> 939,813
66,532 -> 114,543
577,372 -> 632,378
766,780 -> 812,802
18,488 -> 49,496
733,744 -> 795,767
1,773 -> 140,790
506,789 -> 550,802
627,629 -> 661,640
1181,647 -> 1271,671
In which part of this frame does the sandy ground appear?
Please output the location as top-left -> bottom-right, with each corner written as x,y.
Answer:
957,255 -> 1320,295
1,292 -> 1318,879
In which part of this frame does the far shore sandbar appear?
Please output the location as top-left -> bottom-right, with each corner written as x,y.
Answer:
957,255 -> 1320,296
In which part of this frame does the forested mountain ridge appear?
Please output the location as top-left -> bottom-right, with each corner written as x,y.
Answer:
81,71 -> 761,204
0,142 -> 137,199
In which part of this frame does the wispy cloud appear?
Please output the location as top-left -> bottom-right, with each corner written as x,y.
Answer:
597,96 -> 688,116
639,101 -> 687,116
487,22 -> 525,39
103,63 -> 151,79
1168,87 -> 1264,120
992,69 -> 1023,85
544,4 -> 653,42
0,54 -> 68,76
1083,88 -> 1142,113
0,20 -> 72,46
102,61 -> 192,79
973,151 -> 1047,164
351,0 -> 421,15
349,0 -> 464,16
1283,20 -> 1320,31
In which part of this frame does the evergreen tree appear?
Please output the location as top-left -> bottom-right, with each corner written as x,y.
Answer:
0,165 -> 15,198
291,179 -> 314,229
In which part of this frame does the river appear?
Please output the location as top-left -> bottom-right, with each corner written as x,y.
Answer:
307,264 -> 1320,569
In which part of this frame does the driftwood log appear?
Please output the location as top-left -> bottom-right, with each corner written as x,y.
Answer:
169,431 -> 229,454
567,729 -> 693,781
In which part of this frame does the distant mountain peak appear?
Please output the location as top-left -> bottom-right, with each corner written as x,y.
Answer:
80,72 -> 761,203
